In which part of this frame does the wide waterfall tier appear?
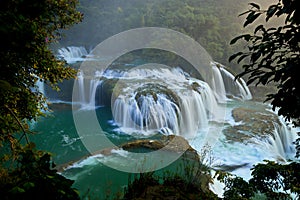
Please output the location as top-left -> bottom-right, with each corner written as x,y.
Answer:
210,62 -> 252,102
57,46 -> 90,64
72,63 -> 252,137
110,66 -> 222,137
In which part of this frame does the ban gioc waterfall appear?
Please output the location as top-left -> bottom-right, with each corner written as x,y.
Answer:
32,46 -> 298,198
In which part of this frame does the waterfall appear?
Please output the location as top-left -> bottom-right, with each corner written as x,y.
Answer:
191,79 -> 222,121
74,71 -> 103,109
87,71 -> 102,108
210,62 -> 252,101
73,63 -> 252,136
264,121 -> 297,162
211,64 -> 227,103
218,67 -> 252,100
77,71 -> 86,104
113,89 -> 211,137
110,66 -> 221,137
57,46 -> 89,64
113,94 -> 181,134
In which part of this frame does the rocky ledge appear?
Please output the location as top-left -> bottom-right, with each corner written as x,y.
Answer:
224,106 -> 280,143
57,135 -> 200,172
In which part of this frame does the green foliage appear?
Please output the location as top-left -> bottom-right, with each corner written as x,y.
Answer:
0,145 -> 79,200
123,172 -> 159,200
229,0 -> 300,127
226,1 -> 300,199
0,0 -> 82,149
122,146 -> 218,199
0,0 -> 82,198
223,176 -> 255,199
61,0 -> 246,68
218,161 -> 300,199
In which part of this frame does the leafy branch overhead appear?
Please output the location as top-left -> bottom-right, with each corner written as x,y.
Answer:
229,0 -> 300,126
0,0 -> 82,199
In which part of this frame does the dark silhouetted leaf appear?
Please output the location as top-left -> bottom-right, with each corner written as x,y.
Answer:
266,5 -> 278,21
249,3 -> 260,9
254,25 -> 264,33
229,52 -> 243,62
244,12 -> 261,27
230,34 -> 251,45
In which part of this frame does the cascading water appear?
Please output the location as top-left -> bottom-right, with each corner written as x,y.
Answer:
264,119 -> 297,162
36,79 -> 45,95
77,71 -> 86,104
72,61 -> 297,162
88,71 -> 102,108
74,71 -> 103,109
211,62 -> 252,101
34,56 -> 299,198
109,66 -> 221,137
57,46 -> 89,64
211,64 -> 227,103
113,93 -> 181,135
73,64 -> 254,136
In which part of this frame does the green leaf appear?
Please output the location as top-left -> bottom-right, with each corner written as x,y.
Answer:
250,52 -> 261,63
244,12 -> 261,27
254,25 -> 264,34
266,5 -> 278,22
249,3 -> 260,9
23,182 -> 35,190
237,54 -> 249,63
10,186 -> 26,194
230,34 -> 251,45
229,52 -> 243,62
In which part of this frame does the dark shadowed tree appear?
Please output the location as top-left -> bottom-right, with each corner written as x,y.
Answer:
229,0 -> 300,127
0,0 -> 82,198
221,1 -> 300,199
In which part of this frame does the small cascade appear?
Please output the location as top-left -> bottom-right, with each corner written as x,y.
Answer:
211,64 -> 227,103
178,90 -> 209,136
57,46 -> 89,64
74,71 -> 103,109
87,71 -> 102,108
34,78 -> 48,111
264,121 -> 297,162
77,71 -> 86,104
218,67 -> 252,100
113,89 -> 211,137
191,79 -> 222,120
210,62 -> 252,101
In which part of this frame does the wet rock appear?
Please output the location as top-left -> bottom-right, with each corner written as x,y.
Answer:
224,107 -> 280,143
57,135 -> 200,172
